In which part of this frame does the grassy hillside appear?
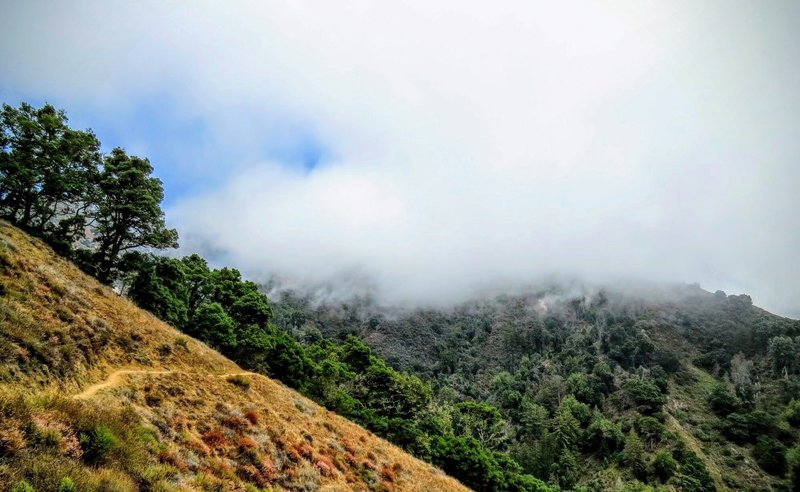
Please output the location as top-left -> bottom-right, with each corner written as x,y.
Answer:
0,221 -> 469,492
274,285 -> 800,490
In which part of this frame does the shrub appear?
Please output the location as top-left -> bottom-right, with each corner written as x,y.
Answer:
174,337 -> 189,352
586,414 -> 624,455
0,418 -> 27,456
80,425 -> 118,464
226,374 -> 251,391
707,381 -> 739,415
788,445 -> 800,490
637,416 -> 664,447
624,379 -> 666,414
784,399 -> 800,427
11,481 -> 34,492
723,410 -> 776,444
678,452 -> 715,492
652,449 -> 677,481
58,477 -> 76,492
754,435 -> 787,476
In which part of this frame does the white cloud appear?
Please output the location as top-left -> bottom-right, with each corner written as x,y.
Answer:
2,0 -> 799,315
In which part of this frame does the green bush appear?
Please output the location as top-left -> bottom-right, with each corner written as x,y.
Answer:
722,410 -> 776,444
784,399 -> 800,427
58,477 -> 76,492
754,435 -> 787,476
11,481 -> 34,492
652,449 -> 677,481
707,381 -> 739,415
80,425 -> 118,464
624,379 -> 666,414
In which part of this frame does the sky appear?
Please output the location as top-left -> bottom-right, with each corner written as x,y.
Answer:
1,1 -> 799,316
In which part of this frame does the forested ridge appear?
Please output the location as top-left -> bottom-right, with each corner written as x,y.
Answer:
3,102 -> 800,491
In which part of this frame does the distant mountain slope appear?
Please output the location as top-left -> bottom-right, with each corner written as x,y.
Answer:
0,221 -> 469,492
274,283 -> 800,490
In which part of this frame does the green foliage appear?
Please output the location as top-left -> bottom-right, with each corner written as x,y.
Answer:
11,480 -> 34,492
753,435 -> 787,476
128,256 -> 189,328
787,445 -> 800,490
676,452 -> 714,492
554,448 -> 579,489
586,413 -> 624,456
89,148 -> 178,282
552,405 -> 580,452
430,435 -> 553,492
652,449 -> 676,482
636,416 -> 664,448
452,401 -> 507,450
785,399 -> 800,427
80,425 -> 118,464
624,378 -> 666,414
622,429 -> 647,480
58,477 -> 76,492
707,381 -> 739,415
0,102 -> 177,281
722,410 -> 776,444
768,335 -> 799,376
0,102 -> 101,251
190,302 -> 237,350
518,399 -> 549,442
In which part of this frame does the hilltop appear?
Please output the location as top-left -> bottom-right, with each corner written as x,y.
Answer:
0,221 -> 469,492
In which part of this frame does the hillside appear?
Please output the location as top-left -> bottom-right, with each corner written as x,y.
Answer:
274,284 -> 800,490
0,221 -> 470,492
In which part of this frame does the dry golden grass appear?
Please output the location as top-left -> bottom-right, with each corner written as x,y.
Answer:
0,221 -> 469,491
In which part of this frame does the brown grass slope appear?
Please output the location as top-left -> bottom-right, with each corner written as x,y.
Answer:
0,221 -> 469,492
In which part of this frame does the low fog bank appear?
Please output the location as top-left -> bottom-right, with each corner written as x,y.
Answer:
259,273 -> 782,324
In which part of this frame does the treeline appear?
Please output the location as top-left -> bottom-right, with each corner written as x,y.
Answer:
1,102 -> 554,491
0,102 -> 177,283
124,252 -> 554,491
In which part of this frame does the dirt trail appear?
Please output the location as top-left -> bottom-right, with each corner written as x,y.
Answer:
72,369 -> 259,400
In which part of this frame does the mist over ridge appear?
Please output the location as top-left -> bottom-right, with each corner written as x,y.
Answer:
2,1 -> 798,317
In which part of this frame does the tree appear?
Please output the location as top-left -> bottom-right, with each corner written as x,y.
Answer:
554,448 -> 579,489
754,435 -> 787,476
623,429 -> 647,480
586,413 -> 624,456
552,405 -> 580,452
189,302 -> 237,350
89,148 -> 177,282
127,255 -> 189,328
768,336 -> 798,377
623,378 -> 666,414
181,254 -> 212,318
787,444 -> 800,491
707,381 -> 739,415
453,401 -> 508,450
0,102 -> 101,249
652,449 -> 677,482
730,352 -> 755,402
518,399 -> 549,442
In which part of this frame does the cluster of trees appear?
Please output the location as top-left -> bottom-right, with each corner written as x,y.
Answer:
123,253 -> 554,491
0,102 -> 177,282
274,287 -> 800,490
